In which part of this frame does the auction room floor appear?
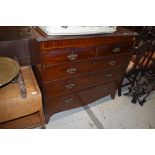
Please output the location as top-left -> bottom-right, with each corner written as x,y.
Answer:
45,89 -> 155,129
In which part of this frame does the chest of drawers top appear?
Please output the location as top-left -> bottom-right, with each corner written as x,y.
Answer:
34,27 -> 137,50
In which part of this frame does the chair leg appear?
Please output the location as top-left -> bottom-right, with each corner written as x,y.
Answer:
117,78 -> 123,97
39,108 -> 46,129
118,87 -> 122,97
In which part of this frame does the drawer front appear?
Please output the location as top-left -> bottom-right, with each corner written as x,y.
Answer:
40,36 -> 135,51
44,67 -> 125,99
42,46 -> 96,65
45,82 -> 115,115
43,53 -> 131,82
97,43 -> 133,56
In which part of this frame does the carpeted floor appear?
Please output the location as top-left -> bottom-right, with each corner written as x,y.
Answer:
44,89 -> 155,129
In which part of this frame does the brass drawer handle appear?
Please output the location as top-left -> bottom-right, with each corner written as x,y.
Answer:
112,47 -> 120,53
102,88 -> 108,91
105,73 -> 113,78
64,98 -> 74,104
66,67 -> 77,74
108,60 -> 116,66
65,83 -> 75,89
67,53 -> 78,60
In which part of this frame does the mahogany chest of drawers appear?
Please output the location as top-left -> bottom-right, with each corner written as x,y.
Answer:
33,27 -> 137,123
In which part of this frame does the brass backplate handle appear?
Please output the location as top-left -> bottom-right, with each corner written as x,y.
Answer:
64,98 -> 74,104
67,53 -> 78,60
66,67 -> 77,74
112,47 -> 120,53
102,88 -> 108,91
108,60 -> 116,66
105,73 -> 113,78
65,83 -> 75,89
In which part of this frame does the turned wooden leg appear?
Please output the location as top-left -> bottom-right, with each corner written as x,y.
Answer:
45,114 -> 51,124
111,93 -> 115,100
111,89 -> 117,100
39,108 -> 46,129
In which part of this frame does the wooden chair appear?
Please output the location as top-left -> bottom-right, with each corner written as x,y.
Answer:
118,26 -> 155,106
118,40 -> 154,97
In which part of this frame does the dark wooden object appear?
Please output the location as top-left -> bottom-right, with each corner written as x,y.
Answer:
118,27 -> 155,97
0,26 -> 39,66
33,27 -> 137,123
118,27 -> 155,105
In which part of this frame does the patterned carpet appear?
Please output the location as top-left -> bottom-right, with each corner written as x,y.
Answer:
44,90 -> 155,129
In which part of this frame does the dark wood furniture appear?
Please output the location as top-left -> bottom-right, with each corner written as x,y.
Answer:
33,27 -> 137,123
118,27 -> 155,105
0,26 -> 39,66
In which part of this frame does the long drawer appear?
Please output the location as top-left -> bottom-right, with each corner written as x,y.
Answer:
43,67 -> 125,99
42,53 -> 131,82
42,43 -> 132,65
45,82 -> 116,116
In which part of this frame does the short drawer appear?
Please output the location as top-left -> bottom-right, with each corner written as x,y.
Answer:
97,43 -> 133,56
43,67 -> 125,99
45,82 -> 116,115
42,46 -> 96,65
42,53 -> 131,82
